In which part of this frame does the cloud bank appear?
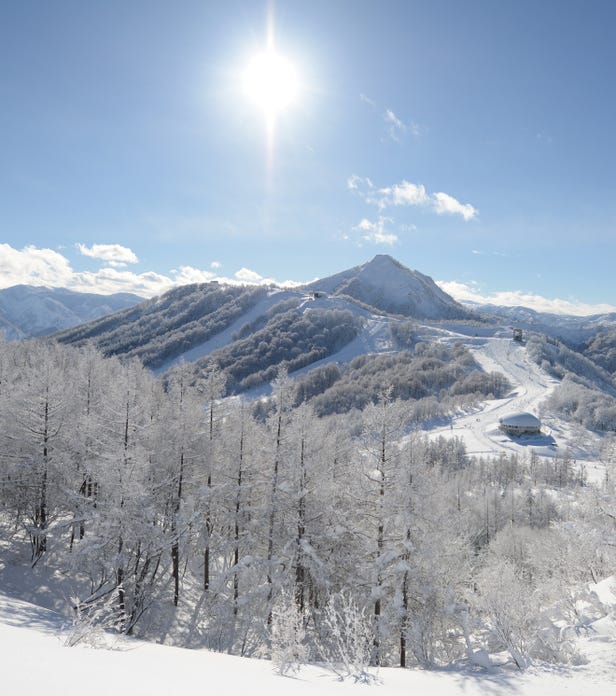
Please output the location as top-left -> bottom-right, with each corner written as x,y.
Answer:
0,244 -> 297,298
438,279 -> 616,316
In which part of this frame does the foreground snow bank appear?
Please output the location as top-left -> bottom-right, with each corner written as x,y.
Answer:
1,591 -> 614,696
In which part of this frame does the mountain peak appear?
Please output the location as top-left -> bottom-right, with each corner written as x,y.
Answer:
360,254 -> 416,277
305,255 -> 476,320
366,253 -> 399,264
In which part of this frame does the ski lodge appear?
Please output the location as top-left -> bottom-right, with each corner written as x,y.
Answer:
498,412 -> 541,436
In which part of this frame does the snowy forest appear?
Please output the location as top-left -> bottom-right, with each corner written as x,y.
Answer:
0,338 -> 615,674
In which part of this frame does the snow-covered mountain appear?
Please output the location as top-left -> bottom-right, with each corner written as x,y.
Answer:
48,255 -> 616,418
305,254 -> 476,320
53,256 -> 480,374
470,302 -> 616,345
0,285 -> 143,340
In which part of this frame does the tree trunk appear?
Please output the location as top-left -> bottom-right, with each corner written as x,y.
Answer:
266,403 -> 284,625
233,425 -> 244,617
204,398 -> 215,593
400,568 -> 409,668
373,428 -> 386,666
294,437 -> 306,614
33,392 -> 50,562
172,450 -> 184,607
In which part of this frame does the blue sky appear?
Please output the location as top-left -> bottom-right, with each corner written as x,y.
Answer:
2,0 -> 616,313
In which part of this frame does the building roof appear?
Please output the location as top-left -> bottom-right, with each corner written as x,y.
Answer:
498,412 -> 541,428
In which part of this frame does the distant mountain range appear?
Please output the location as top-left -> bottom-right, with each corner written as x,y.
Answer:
470,302 -> 616,346
0,285 -> 143,341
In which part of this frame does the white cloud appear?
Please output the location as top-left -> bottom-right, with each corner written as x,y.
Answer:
380,181 -> 430,207
359,93 -> 422,143
350,175 -> 478,221
432,192 -> 478,221
347,174 -> 373,191
472,249 -> 508,257
171,266 -> 218,285
408,121 -> 422,138
0,243 -> 73,287
234,268 -> 263,283
232,267 -> 302,287
77,243 -> 139,267
353,217 -> 398,245
0,244 -> 299,298
437,279 -> 616,316
210,261 -> 222,269
384,109 -> 406,142
68,268 -> 177,297
384,109 -> 404,129
383,109 -> 422,143
360,93 -> 376,108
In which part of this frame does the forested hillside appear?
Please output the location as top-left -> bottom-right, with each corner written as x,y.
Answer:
584,327 -> 616,376
293,342 -> 511,416
54,282 -> 268,368
0,339 -> 614,673
527,334 -> 616,432
195,306 -> 362,394
50,257 -> 485,385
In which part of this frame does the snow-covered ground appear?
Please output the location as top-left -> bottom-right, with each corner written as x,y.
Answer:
2,582 -> 615,696
2,307 -> 616,693
426,332 -> 562,457
418,329 -> 608,480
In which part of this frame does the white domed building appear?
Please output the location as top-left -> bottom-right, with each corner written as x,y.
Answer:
498,412 -> 541,436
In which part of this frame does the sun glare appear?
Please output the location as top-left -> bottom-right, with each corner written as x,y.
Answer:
243,49 -> 299,119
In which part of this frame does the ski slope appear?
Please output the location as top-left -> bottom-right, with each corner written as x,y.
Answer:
424,330 -> 605,471
154,290 -> 396,378
153,289 -> 302,373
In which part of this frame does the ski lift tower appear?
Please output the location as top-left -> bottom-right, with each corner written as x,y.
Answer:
512,328 -> 524,343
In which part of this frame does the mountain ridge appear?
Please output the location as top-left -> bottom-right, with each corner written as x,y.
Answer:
0,285 -> 143,341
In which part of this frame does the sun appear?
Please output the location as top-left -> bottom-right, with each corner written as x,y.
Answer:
243,48 -> 299,120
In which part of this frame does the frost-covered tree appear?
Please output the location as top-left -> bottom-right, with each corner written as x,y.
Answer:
271,591 -> 307,675
0,342 -> 75,562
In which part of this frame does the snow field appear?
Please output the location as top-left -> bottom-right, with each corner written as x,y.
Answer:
1,586 -> 615,696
